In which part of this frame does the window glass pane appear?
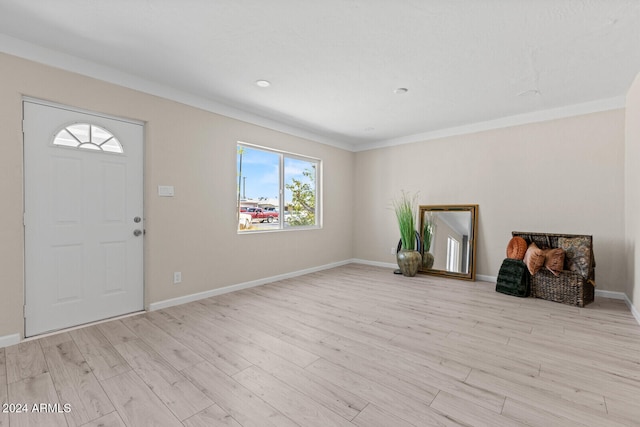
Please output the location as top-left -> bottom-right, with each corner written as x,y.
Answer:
67,124 -> 90,142
91,125 -> 112,145
447,236 -> 460,271
237,146 -> 280,232
53,123 -> 123,154
284,157 -> 317,228
55,129 -> 79,147
237,143 -> 320,233
101,139 -> 123,153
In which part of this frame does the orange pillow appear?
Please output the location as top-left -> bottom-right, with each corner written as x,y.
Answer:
544,248 -> 565,276
506,236 -> 527,260
523,242 -> 545,275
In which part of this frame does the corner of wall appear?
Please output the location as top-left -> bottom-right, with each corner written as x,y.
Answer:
625,71 -> 640,315
630,299 -> 640,326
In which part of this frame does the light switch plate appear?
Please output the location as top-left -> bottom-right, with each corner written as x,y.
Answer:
158,185 -> 175,197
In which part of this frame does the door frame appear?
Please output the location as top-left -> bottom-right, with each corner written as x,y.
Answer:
22,96 -> 146,337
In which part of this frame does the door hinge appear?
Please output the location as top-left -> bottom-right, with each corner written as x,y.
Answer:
23,305 -> 27,318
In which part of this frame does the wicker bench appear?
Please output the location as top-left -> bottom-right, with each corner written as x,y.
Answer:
512,231 -> 595,307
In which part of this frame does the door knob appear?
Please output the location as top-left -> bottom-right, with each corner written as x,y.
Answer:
133,229 -> 142,236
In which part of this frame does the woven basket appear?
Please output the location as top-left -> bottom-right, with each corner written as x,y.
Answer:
530,268 -> 594,307
512,231 -> 595,307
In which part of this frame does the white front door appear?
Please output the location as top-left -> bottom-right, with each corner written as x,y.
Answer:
24,100 -> 144,337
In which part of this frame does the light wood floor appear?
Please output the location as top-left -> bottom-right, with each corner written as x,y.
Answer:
2,263 -> 640,426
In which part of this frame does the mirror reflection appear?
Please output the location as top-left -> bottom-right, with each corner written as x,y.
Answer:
419,205 -> 478,281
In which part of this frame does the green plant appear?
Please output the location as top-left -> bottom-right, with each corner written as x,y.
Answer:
422,211 -> 434,252
285,166 -> 316,226
393,190 -> 418,251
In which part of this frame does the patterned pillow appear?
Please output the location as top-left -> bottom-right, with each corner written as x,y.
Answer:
544,248 -> 565,277
523,242 -> 545,275
558,237 -> 591,278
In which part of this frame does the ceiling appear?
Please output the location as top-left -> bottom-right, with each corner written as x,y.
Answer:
1,1 -> 639,151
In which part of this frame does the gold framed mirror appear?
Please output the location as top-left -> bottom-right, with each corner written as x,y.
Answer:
418,205 -> 478,281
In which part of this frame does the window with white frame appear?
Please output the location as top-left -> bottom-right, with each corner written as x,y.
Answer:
446,235 -> 460,272
237,143 -> 320,232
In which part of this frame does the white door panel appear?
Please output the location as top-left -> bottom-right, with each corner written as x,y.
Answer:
24,100 -> 144,337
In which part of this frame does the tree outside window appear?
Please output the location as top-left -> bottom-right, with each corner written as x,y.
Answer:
237,144 -> 320,232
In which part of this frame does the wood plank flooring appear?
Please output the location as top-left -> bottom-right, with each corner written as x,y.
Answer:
2,263 -> 640,426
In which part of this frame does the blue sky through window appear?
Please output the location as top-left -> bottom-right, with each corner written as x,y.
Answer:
237,146 -> 315,203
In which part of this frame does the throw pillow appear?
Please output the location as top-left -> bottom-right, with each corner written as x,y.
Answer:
544,248 -> 565,276
558,236 -> 591,278
506,236 -> 527,260
523,242 -> 545,275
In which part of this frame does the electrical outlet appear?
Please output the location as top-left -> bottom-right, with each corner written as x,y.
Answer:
390,246 -> 397,254
173,272 -> 182,284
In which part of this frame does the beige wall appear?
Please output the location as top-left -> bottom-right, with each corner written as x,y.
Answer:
0,53 -> 354,338
353,110 -> 626,290
625,72 -> 640,309
0,50 -> 635,339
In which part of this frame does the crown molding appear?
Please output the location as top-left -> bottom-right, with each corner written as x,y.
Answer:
0,33 -> 354,151
1,33 -> 624,154
355,96 -> 626,152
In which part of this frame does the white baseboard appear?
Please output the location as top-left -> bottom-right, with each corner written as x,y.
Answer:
353,260 -> 500,284
6,260 -> 638,347
0,333 -> 21,349
148,259 -> 354,311
631,300 -> 640,326
596,290 -> 640,326
594,289 -> 626,300
350,258 -> 397,269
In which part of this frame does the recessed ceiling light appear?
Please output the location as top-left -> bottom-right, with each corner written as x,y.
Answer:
394,88 -> 408,94
255,80 -> 271,88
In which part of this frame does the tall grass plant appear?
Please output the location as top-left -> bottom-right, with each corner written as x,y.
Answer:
393,190 -> 418,251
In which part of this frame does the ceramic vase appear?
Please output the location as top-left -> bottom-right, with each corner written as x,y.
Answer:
396,250 -> 422,277
422,251 -> 435,269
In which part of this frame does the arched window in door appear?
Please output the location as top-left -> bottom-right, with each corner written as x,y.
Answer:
53,123 -> 123,154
